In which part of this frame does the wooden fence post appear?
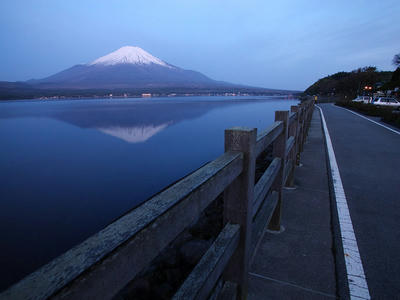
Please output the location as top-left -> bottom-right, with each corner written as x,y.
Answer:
301,103 -> 308,150
223,127 -> 257,300
294,105 -> 301,166
298,105 -> 305,153
286,106 -> 299,187
268,111 -> 289,231
303,103 -> 307,144
306,101 -> 313,133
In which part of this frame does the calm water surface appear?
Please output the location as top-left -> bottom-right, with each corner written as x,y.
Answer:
0,96 -> 298,290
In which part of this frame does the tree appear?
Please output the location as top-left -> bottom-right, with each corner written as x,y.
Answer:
393,53 -> 400,67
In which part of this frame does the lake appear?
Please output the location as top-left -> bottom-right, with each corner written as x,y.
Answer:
0,95 -> 298,290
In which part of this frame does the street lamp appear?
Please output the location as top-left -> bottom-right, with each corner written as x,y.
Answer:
363,86 -> 372,96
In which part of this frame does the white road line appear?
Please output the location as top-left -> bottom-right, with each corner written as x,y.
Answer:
317,105 -> 370,300
333,104 -> 400,135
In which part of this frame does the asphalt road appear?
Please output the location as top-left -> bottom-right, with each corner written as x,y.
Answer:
319,103 -> 400,298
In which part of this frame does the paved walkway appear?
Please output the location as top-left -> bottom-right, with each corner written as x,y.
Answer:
319,104 -> 400,299
249,109 -> 337,299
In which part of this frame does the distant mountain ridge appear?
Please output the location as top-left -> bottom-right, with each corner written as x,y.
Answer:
0,46 -> 300,99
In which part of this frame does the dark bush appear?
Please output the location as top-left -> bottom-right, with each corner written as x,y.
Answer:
335,101 -> 400,128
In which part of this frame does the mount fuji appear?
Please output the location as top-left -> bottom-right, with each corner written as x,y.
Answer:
29,46 -> 231,89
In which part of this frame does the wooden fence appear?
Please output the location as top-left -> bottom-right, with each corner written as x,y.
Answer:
1,100 -> 314,300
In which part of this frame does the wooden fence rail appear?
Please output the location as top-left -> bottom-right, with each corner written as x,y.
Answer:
1,100 -> 314,300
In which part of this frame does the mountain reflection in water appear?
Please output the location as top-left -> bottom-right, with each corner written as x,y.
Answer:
0,97 -> 256,143
97,123 -> 171,143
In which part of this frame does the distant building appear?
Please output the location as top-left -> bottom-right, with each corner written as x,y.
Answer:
142,93 -> 152,98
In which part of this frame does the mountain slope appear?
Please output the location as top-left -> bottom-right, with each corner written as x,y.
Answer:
30,46 -> 226,89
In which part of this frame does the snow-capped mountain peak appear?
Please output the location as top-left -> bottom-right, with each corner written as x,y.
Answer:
89,46 -> 170,67
30,45 -> 220,89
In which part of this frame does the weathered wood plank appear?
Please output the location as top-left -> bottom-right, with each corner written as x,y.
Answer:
173,223 -> 240,300
285,136 -> 295,158
251,192 -> 279,252
268,111 -> 288,231
255,121 -> 283,157
289,111 -> 297,125
218,281 -> 238,300
252,158 -> 281,218
284,159 -> 294,186
2,152 -> 243,300
207,278 -> 223,300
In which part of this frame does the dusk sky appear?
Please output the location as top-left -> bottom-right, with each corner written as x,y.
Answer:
1,0 -> 399,91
